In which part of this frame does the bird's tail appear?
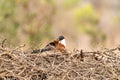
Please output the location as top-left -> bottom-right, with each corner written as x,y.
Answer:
31,49 -> 41,53
40,48 -> 51,53
32,48 -> 52,53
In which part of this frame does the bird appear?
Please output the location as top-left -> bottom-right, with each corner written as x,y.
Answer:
32,36 -> 66,53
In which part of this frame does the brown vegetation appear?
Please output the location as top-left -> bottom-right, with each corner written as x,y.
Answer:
0,43 -> 120,80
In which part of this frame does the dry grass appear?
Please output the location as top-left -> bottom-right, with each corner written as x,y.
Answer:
0,44 -> 120,80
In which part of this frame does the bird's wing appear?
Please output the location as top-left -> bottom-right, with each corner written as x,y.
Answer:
40,42 -> 56,53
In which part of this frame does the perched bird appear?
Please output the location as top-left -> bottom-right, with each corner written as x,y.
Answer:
32,36 -> 66,53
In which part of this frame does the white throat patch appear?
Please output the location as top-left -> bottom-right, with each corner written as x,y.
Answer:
60,39 -> 66,46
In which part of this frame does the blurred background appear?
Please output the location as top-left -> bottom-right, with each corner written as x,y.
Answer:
0,0 -> 120,50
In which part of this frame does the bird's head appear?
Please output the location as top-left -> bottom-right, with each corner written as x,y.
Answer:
57,36 -> 66,46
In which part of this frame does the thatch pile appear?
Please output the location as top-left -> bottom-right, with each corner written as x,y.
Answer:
0,45 -> 120,80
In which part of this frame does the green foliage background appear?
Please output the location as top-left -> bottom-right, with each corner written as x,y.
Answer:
0,0 -> 119,48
